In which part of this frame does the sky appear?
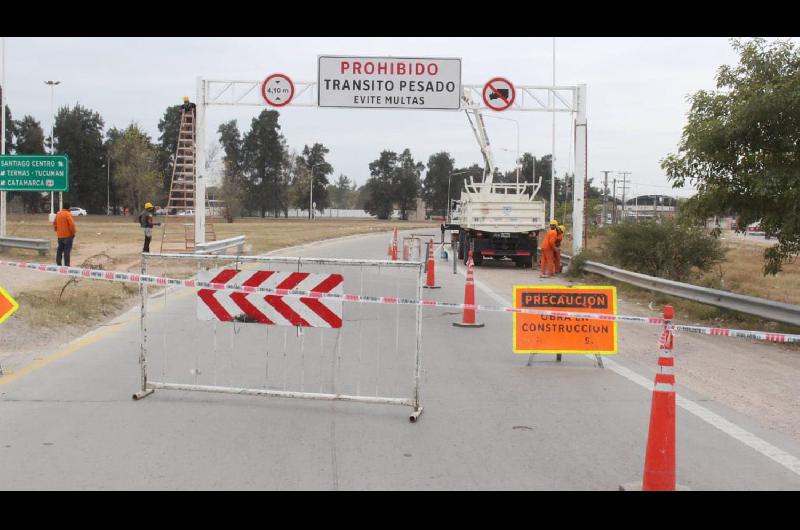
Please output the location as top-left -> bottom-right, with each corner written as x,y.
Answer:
0,37 -> 773,198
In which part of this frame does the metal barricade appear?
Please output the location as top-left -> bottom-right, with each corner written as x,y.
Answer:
134,252 -> 424,421
402,236 -> 423,262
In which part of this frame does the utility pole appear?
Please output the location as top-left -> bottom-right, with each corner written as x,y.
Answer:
618,171 -> 631,222
583,172 -> 589,248
600,170 -> 612,226
612,178 -> 617,224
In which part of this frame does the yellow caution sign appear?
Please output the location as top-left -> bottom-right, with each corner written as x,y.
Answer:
513,285 -> 618,354
0,284 -> 19,325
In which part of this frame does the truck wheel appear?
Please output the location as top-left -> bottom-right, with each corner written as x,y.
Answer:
514,258 -> 523,268
523,257 -> 533,268
458,234 -> 465,260
473,252 -> 483,266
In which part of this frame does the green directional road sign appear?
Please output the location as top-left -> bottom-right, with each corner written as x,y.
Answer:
0,155 -> 69,192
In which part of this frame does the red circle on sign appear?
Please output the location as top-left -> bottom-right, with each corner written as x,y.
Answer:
262,73 -> 295,107
482,77 -> 516,111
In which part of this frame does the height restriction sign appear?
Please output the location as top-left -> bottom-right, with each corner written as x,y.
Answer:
482,77 -> 515,111
262,73 -> 295,107
513,285 -> 618,354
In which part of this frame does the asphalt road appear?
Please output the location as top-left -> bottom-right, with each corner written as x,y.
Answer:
1,230 -> 799,490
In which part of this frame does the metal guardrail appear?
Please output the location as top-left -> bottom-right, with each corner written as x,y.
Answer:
0,236 -> 50,256
562,254 -> 800,327
194,235 -> 245,255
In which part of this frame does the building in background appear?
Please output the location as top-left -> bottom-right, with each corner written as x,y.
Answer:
618,195 -> 677,221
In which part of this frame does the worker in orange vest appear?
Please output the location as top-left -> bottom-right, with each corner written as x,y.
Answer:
53,202 -> 77,267
554,224 -> 565,274
540,219 -> 558,278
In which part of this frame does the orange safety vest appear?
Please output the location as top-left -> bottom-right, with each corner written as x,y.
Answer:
541,228 -> 558,251
53,209 -> 77,238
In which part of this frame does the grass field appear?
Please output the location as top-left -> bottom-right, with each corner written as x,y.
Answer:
1,214 -> 437,333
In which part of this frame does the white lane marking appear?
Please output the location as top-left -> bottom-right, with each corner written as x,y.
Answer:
467,269 -> 800,478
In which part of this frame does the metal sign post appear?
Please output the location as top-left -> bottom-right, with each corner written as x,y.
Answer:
1,38 -> 6,237
195,69 -> 587,253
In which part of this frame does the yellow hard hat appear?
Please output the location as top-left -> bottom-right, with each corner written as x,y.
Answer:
182,96 -> 189,102
144,202 -> 153,209
550,219 -> 558,225
559,225 -> 566,231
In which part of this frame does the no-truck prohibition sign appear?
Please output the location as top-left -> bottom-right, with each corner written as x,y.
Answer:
262,73 -> 295,107
482,77 -> 516,111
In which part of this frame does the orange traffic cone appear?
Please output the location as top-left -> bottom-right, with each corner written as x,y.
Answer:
453,250 -> 484,328
620,305 -> 689,491
423,238 -> 440,289
392,227 -> 398,261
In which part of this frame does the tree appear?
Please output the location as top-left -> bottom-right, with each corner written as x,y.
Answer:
109,124 -> 162,216
1,90 -> 14,154
394,149 -> 423,220
217,120 -> 246,221
157,105 -> 183,198
449,163 -> 483,202
53,104 -> 107,213
241,110 -> 287,217
292,143 -> 333,217
364,150 -> 398,219
661,38 -> 800,275
331,174 -> 353,209
14,116 -> 46,153
422,151 -> 455,216
13,116 -> 46,212
287,150 -> 310,215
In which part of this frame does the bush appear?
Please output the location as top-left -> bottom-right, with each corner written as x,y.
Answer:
564,249 -> 594,278
602,218 -> 726,282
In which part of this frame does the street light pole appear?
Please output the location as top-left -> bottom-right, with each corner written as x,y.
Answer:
308,162 -> 321,220
107,154 -> 110,215
45,80 -> 60,219
447,169 -> 472,222
550,36 -> 557,223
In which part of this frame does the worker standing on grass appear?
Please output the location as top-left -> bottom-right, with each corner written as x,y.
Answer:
540,219 -> 558,278
139,203 -> 161,253
53,202 -> 76,267
554,224 -> 565,274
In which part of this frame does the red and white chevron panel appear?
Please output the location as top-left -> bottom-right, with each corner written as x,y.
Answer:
196,269 -> 344,328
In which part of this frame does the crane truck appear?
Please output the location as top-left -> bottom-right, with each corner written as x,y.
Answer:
443,92 -> 547,267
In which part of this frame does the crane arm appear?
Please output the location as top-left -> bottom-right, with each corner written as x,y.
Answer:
462,91 -> 495,186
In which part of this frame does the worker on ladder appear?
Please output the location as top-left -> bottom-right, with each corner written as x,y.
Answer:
181,95 -> 196,115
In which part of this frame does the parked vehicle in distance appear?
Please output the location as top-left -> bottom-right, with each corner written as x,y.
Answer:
177,209 -> 194,216
69,207 -> 88,216
746,220 -> 771,239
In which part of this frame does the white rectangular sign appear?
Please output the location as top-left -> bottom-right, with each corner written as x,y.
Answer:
318,55 -> 462,110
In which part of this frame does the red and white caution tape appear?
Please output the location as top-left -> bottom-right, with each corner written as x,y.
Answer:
2,259 -> 799,344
